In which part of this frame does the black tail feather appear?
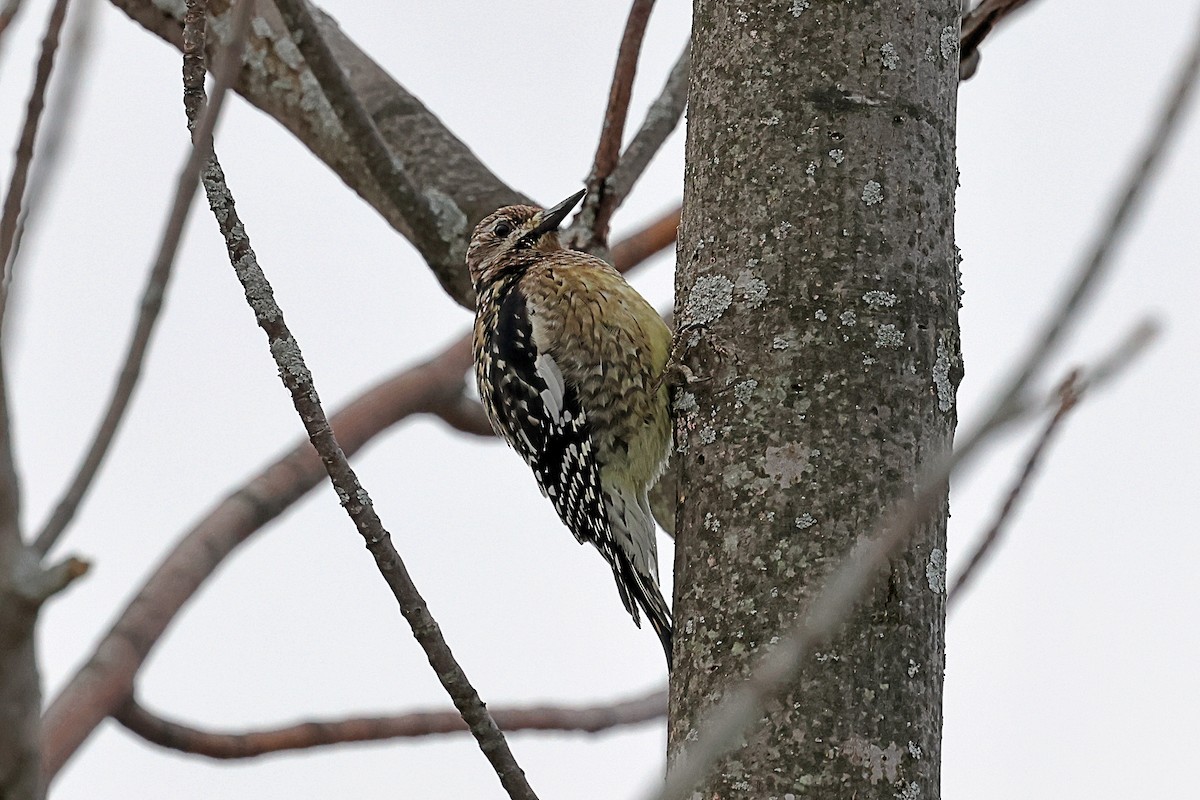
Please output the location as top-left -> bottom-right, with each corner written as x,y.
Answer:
606,548 -> 673,671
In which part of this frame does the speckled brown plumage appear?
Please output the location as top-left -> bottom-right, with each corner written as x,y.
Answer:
467,191 -> 674,667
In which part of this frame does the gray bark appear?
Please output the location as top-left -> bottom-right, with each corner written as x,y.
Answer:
668,2 -> 961,797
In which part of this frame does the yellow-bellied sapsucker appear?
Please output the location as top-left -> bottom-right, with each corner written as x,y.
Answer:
468,188 -> 674,668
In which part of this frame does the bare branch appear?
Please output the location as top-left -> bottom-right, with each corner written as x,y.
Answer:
38,211 -> 677,780
11,554 -> 89,606
948,318 -> 1160,604
960,0 -> 1039,80
32,0 -> 252,557
178,4 -> 538,796
607,46 -> 690,207
948,372 -> 1080,604
0,0 -> 29,67
39,337 -> 475,780
593,0 -> 656,184
610,205 -> 681,270
577,0 -> 657,249
2,0 -> 98,337
974,8 -> 1200,434
0,0 -> 71,562
0,0 -> 70,321
115,689 -> 665,759
433,392 -> 494,438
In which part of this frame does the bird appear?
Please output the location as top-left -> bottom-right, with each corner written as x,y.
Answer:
467,188 -> 674,668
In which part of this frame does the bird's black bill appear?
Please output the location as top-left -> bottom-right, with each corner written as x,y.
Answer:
527,188 -> 587,240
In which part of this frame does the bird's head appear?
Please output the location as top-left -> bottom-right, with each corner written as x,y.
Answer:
466,188 -> 586,291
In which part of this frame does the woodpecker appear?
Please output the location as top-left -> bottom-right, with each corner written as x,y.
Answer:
468,188 -> 674,668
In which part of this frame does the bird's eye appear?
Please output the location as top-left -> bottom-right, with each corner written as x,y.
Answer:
493,221 -> 514,239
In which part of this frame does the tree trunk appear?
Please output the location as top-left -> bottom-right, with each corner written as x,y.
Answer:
668,2 -> 961,798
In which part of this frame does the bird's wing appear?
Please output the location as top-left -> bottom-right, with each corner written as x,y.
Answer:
490,285 -> 609,547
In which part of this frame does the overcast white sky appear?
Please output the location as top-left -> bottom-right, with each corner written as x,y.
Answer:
1,0 -> 1197,798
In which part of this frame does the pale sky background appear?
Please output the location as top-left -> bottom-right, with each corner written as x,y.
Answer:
0,0 -> 1197,798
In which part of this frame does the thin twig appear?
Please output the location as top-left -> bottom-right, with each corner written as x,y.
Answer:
32,0 -> 252,557
0,0 -> 28,62
3,0 -> 97,338
115,688 -> 666,759
0,6 -> 82,546
0,0 -> 71,565
973,8 -> 1200,436
577,0 -> 656,248
592,0 -> 656,181
947,317 -> 1160,604
960,0 -> 1039,80
39,209 -> 678,782
182,3 -> 538,797
271,0 -> 444,266
947,372 -> 1080,603
607,45 -> 689,206
0,0 -> 70,326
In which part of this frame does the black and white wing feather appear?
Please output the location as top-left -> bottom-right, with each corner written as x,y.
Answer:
486,287 -> 609,547
475,279 -> 671,658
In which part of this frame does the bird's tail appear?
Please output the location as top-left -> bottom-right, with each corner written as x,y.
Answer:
607,549 -> 674,670
603,487 -> 674,670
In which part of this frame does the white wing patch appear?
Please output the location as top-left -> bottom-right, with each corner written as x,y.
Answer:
534,351 -> 568,423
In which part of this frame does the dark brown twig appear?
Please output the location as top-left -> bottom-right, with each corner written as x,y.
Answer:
32,0 -> 251,557
115,689 -> 665,759
960,0 -> 1039,80
577,0 -> 656,249
947,372 -> 1081,604
39,209 -> 678,782
591,0 -> 656,182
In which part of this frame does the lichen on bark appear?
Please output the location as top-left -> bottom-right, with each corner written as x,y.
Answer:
669,2 -> 962,797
